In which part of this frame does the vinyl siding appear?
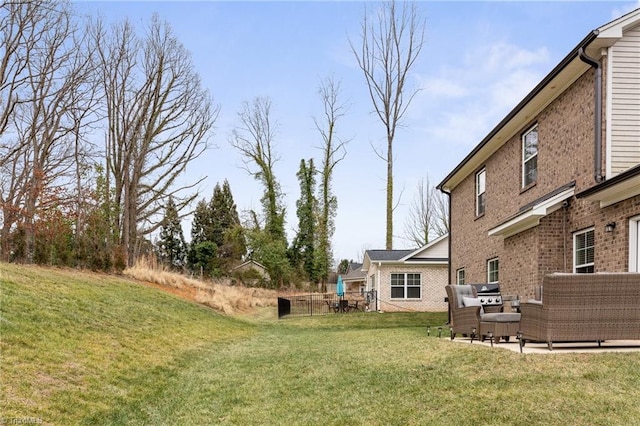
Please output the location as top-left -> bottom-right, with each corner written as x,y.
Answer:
610,23 -> 640,176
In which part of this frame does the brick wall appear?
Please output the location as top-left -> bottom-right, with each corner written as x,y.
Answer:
569,195 -> 640,272
448,69 -> 640,298
369,263 -> 448,312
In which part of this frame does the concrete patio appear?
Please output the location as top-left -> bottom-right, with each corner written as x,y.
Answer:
451,337 -> 640,354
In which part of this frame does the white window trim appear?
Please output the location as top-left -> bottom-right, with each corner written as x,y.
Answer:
487,258 -> 499,284
456,268 -> 465,285
390,272 -> 422,300
522,124 -> 538,187
476,168 -> 486,216
573,227 -> 595,273
629,216 -> 640,272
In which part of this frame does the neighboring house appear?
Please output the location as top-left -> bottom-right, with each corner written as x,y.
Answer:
362,234 -> 449,312
437,9 -> 640,301
231,260 -> 270,282
342,262 -> 366,293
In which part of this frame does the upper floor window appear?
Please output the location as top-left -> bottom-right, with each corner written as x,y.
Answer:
574,228 -> 595,273
522,125 -> 538,187
456,268 -> 465,285
487,258 -> 499,283
476,168 -> 486,216
391,273 -> 421,299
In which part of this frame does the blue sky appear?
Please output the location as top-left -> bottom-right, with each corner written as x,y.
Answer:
77,0 -> 639,264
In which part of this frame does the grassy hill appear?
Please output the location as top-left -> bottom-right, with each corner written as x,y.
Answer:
3,263 -> 640,425
0,263 -> 255,424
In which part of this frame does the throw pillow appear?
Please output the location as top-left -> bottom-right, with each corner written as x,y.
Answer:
462,296 -> 484,314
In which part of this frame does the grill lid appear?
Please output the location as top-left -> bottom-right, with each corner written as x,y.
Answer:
469,283 -> 500,294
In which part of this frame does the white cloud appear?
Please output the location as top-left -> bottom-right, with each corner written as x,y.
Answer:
416,74 -> 467,99
476,42 -> 549,74
610,1 -> 640,20
410,38 -> 551,148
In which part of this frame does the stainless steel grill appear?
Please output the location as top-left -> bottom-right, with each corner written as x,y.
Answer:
469,283 -> 502,307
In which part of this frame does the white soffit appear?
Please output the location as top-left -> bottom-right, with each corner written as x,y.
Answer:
488,187 -> 575,238
581,175 -> 640,208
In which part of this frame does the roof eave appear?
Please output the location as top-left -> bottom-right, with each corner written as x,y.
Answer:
576,164 -> 640,207
437,30 -> 599,192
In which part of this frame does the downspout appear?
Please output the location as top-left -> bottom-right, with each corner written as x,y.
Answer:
439,187 -> 452,325
439,187 -> 452,285
578,47 -> 605,183
377,262 -> 382,312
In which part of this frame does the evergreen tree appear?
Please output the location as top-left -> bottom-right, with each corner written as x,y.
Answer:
157,197 -> 187,269
191,199 -> 213,245
337,259 -> 351,275
189,181 -> 245,275
189,241 -> 219,278
293,159 -> 318,281
210,180 -> 245,270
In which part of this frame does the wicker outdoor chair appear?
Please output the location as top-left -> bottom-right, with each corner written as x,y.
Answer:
445,285 -> 481,340
519,272 -> 640,351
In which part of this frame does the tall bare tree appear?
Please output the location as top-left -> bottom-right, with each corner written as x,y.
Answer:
351,0 -> 425,249
0,1 -> 28,158
230,97 -> 291,286
0,0 -> 96,261
313,76 -> 348,289
403,176 -> 449,247
94,15 -> 218,266
230,97 -> 285,243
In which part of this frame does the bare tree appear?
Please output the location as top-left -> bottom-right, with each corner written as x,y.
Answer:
313,76 -> 348,289
230,97 -> 285,242
0,0 -> 96,261
94,14 -> 218,265
351,0 -> 425,249
0,0 -> 51,259
0,0 -> 47,159
403,176 -> 449,247
433,187 -> 449,238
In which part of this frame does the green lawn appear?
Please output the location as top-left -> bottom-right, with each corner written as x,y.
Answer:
2,263 -> 640,425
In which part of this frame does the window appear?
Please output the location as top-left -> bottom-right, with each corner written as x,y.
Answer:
456,268 -> 465,285
487,258 -> 499,283
574,228 -> 595,273
391,273 -> 421,299
476,168 -> 486,216
522,125 -> 538,187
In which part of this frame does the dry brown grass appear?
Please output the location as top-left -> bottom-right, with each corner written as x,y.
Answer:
123,257 -> 278,315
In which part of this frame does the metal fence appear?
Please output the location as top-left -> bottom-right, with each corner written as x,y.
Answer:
278,290 -> 377,318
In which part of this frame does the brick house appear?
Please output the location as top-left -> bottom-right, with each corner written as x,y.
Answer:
362,234 -> 448,312
437,8 -> 640,301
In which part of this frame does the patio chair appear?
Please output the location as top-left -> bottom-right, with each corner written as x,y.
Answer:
445,285 -> 481,340
325,300 -> 339,313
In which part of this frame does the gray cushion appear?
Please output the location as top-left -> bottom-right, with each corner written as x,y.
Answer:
462,296 -> 485,315
454,285 -> 475,307
480,312 -> 521,323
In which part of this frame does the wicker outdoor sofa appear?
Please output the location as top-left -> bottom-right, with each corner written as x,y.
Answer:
519,272 -> 640,351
